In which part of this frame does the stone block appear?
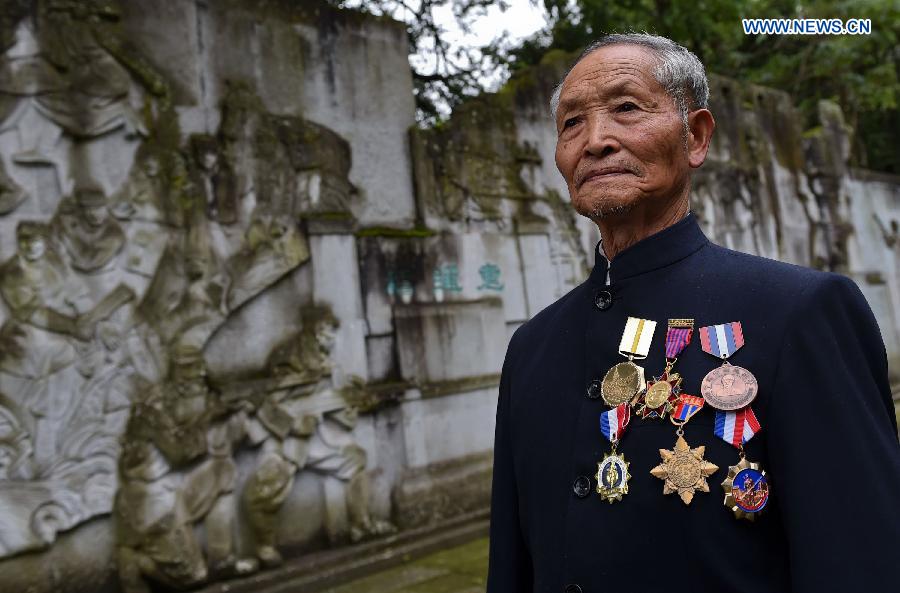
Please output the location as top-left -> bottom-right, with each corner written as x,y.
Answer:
394,299 -> 506,384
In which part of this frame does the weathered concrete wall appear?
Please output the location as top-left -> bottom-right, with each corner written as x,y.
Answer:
0,2 -> 896,592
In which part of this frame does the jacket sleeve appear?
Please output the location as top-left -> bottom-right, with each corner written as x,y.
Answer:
486,332 -> 533,592
766,274 -> 900,592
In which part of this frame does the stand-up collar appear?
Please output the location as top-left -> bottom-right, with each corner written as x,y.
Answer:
589,212 -> 709,286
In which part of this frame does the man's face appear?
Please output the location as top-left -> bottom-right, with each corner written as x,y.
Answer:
554,44 -> 692,220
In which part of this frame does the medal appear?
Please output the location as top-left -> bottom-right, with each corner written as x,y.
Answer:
715,407 -> 770,520
601,317 -> 656,407
650,393 -> 718,505
699,322 -> 758,410
636,319 -> 693,419
596,403 -> 632,503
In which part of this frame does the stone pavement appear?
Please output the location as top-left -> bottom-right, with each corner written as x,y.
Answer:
319,537 -> 489,593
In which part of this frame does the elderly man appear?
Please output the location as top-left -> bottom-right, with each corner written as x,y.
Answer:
487,34 -> 900,593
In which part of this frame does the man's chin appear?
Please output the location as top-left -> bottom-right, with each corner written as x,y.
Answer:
572,194 -> 638,221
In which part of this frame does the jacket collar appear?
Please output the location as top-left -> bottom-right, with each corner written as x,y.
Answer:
589,211 -> 709,286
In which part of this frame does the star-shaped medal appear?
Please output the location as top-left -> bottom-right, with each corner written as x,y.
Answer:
650,435 -> 719,504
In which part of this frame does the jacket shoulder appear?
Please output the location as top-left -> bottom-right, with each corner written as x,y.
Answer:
703,243 -> 856,298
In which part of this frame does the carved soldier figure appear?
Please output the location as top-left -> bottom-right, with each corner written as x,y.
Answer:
191,135 -> 238,225
0,221 -> 89,339
111,151 -> 166,224
54,186 -> 126,273
117,345 -> 257,592
243,308 -> 392,567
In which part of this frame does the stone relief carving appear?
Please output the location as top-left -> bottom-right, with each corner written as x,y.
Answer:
0,3 -> 386,588
244,306 -> 394,568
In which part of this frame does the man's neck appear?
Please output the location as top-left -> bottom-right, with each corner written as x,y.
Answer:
597,198 -> 690,261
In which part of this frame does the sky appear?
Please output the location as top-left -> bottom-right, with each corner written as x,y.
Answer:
346,0 -> 551,92
418,0 -> 549,90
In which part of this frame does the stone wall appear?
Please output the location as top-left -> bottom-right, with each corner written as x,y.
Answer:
0,2 -> 896,592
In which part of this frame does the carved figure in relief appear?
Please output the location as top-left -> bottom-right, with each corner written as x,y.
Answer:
0,221 -> 90,338
0,0 -> 159,141
53,186 -> 125,272
139,219 -> 229,346
226,214 -> 309,311
110,149 -> 173,225
117,345 -> 258,593
191,135 -> 238,225
243,309 -> 392,566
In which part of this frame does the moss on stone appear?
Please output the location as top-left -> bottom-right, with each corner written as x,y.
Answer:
355,226 -> 436,239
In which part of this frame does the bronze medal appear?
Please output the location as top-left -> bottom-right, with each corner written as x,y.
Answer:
650,433 -> 719,505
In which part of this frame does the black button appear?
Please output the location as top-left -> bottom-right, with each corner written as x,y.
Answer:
586,380 -> 602,400
565,585 -> 583,593
594,289 -> 613,311
573,476 -> 591,498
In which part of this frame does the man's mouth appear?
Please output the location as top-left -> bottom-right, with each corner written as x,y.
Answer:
577,167 -> 636,187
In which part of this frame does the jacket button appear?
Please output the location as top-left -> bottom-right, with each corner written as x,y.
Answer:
593,289 -> 612,311
586,379 -> 602,400
565,585 -> 583,593
573,476 -> 591,498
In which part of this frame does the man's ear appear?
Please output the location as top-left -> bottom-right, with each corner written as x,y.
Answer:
687,109 -> 716,168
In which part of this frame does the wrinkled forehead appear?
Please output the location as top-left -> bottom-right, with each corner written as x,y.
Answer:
557,44 -> 664,112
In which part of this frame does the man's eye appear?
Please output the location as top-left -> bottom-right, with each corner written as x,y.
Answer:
616,102 -> 638,113
563,117 -> 579,129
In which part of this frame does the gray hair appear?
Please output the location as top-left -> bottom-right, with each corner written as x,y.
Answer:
549,33 -> 709,128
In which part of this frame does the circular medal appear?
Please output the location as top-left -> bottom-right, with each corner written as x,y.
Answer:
596,451 -> 631,503
701,364 -> 758,410
644,380 -> 672,409
722,458 -> 769,520
601,361 -> 644,406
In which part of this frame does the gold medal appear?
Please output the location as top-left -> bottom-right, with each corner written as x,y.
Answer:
601,361 -> 645,406
635,319 -> 692,419
645,378 -> 674,408
601,317 -> 656,407
650,433 -> 719,505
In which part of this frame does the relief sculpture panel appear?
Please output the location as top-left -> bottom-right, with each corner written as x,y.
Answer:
0,2 -> 381,590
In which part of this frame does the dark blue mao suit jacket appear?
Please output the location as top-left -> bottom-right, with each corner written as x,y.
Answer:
487,213 -> 900,593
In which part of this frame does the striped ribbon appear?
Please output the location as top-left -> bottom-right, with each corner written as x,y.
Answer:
665,325 -> 693,359
600,403 -> 631,443
673,394 -> 705,422
699,322 -> 745,359
714,407 -> 761,448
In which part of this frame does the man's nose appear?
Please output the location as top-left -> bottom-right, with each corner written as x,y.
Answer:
583,114 -> 620,158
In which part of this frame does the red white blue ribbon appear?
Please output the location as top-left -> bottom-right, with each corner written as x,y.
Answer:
673,394 -> 705,422
699,322 -> 745,359
714,407 -> 761,448
600,403 -> 631,443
